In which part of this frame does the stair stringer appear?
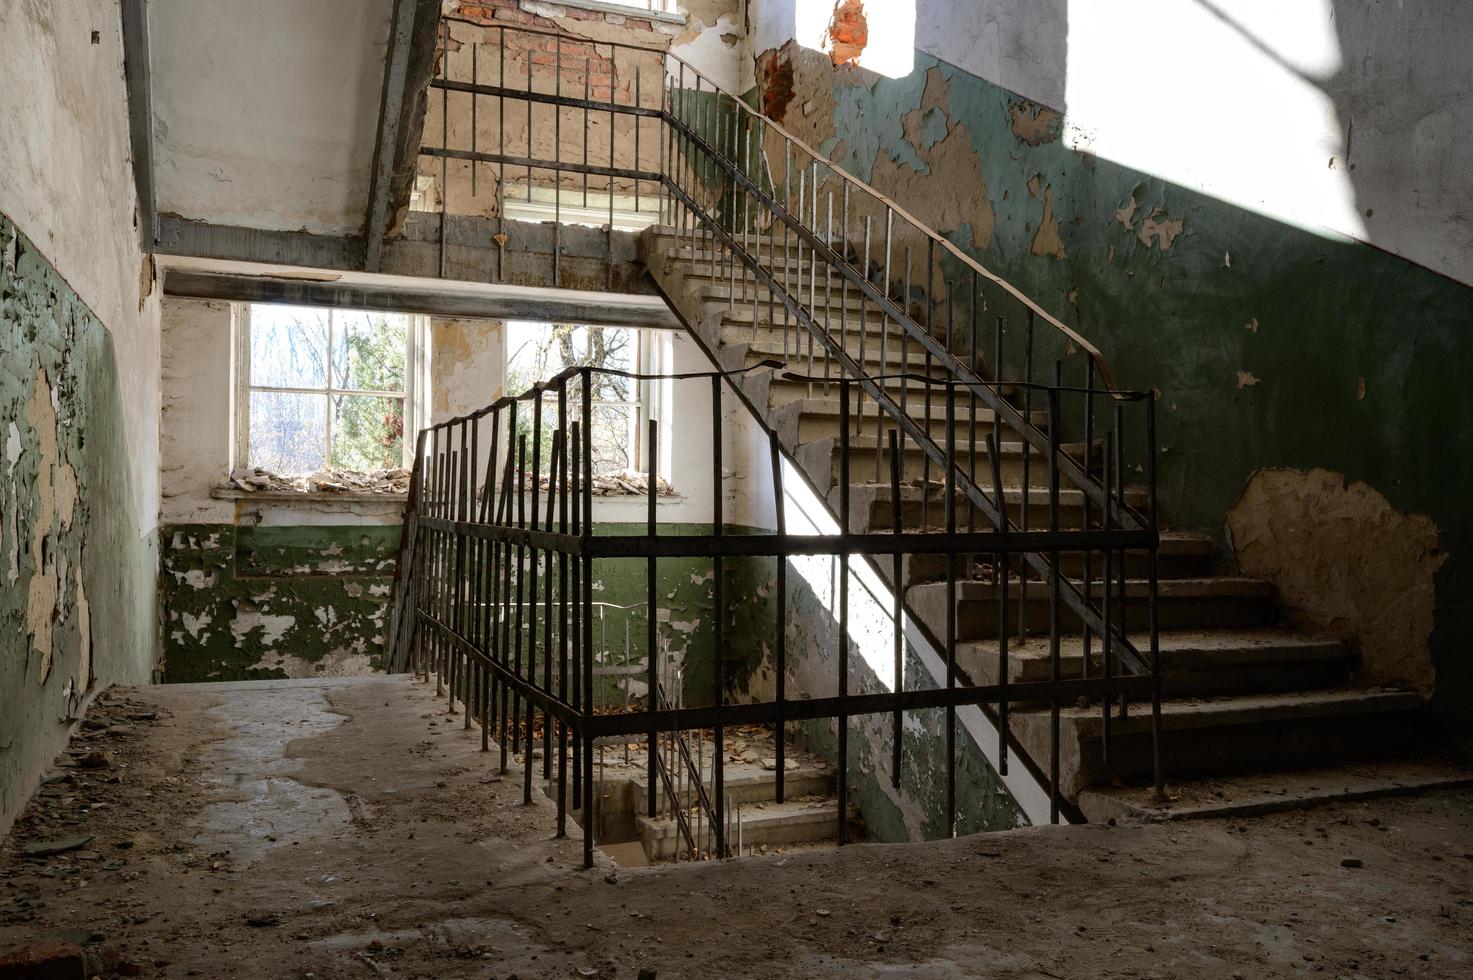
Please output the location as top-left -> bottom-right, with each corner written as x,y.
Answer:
642,227 -> 1059,830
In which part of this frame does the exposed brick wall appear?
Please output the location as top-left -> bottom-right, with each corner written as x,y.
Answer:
826,0 -> 867,67
448,0 -> 669,103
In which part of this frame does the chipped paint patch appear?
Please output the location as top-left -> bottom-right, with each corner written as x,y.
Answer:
160,524 -> 403,682
1009,100 -> 1062,146
1227,469 -> 1446,694
22,363 -> 65,682
1030,187 -> 1066,260
1115,195 -> 1138,229
1137,208 -> 1186,251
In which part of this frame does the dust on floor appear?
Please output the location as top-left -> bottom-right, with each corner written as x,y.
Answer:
1,675 -> 1470,978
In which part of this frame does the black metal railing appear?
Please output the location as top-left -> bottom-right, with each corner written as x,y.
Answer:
388,363 -> 1157,866
396,17 -> 1164,845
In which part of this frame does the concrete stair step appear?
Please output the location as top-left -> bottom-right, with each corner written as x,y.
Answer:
801,433 -> 1088,490
839,482 -> 1149,535
1075,754 -> 1473,823
907,576 -> 1276,638
955,628 -> 1353,698
779,395 -> 1025,443
739,341 -> 950,376
670,249 -> 869,284
1010,687 -> 1427,799
900,531 -> 1217,585
638,797 -> 859,861
699,281 -> 878,314
653,228 -> 817,258
632,766 -> 836,815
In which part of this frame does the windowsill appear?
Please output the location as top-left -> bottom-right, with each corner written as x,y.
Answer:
211,487 -> 409,504
521,0 -> 688,26
211,486 -> 682,505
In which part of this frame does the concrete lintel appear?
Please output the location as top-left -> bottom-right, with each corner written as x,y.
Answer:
163,268 -> 681,329
156,215 -> 366,271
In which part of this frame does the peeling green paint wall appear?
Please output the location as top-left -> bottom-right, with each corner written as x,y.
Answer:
159,523 -> 401,682
1,216 -> 158,823
156,518 -> 773,700
759,45 -> 1473,721
576,523 -> 773,708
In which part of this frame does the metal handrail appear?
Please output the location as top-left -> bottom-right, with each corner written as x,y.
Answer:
436,13 -> 1122,396
404,21 -> 1166,845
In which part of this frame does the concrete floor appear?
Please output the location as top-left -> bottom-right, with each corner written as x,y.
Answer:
2,675 -> 1471,978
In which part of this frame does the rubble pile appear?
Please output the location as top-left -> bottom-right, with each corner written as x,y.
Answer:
226,467 -> 411,495
514,471 -> 676,496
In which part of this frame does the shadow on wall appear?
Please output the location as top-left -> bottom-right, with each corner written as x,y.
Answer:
1195,0 -> 1473,286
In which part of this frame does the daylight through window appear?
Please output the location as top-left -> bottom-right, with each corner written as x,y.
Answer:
242,305 -> 416,475
505,321 -> 664,478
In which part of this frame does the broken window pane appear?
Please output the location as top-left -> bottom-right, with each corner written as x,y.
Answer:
331,395 -> 406,472
250,305 -> 328,388
333,311 -> 407,392
250,391 -> 327,473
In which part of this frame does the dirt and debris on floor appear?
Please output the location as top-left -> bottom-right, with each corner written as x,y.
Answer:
2,675 -> 1471,978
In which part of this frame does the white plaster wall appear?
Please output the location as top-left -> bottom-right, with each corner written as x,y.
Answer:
0,0 -> 162,537
669,7 -> 745,93
750,0 -> 1473,285
160,298 -> 235,524
150,0 -> 393,236
1061,0 -> 1473,285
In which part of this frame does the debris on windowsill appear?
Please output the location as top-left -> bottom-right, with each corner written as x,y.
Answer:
519,471 -> 677,497
224,466 -> 412,495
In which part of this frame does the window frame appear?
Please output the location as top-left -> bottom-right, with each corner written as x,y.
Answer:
505,320 -> 666,478
233,303 -> 426,475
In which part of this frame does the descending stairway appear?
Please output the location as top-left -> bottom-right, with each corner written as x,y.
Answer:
642,228 -> 1434,822
580,727 -> 860,865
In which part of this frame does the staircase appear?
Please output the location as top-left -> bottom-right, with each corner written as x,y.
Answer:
394,17 -> 1457,845
586,727 -> 859,865
643,228 -> 1433,820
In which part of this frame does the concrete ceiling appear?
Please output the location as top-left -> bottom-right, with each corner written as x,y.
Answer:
149,0 -> 395,237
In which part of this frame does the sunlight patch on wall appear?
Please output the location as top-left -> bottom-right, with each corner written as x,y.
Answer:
1064,0 -> 1366,240
795,0 -> 914,80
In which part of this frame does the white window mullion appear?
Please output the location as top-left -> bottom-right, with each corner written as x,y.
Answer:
324,308 -> 336,470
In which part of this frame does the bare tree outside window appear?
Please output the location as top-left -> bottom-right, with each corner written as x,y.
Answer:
505,321 -> 647,477
246,305 -> 412,475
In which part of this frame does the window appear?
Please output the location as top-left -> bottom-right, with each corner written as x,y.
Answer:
586,0 -> 675,11
237,304 -> 422,474
505,321 -> 666,477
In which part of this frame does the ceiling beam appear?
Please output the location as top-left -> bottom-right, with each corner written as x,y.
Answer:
120,0 -> 158,249
155,215 -> 365,270
363,0 -> 442,273
163,269 -> 683,329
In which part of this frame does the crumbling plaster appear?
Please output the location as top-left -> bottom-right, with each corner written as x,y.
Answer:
1227,469 -> 1446,696
0,0 -> 162,836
